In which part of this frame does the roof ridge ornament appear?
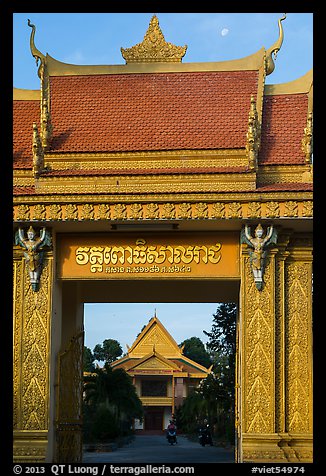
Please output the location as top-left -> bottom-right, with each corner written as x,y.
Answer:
28,20 -> 53,151
28,19 -> 46,77
302,111 -> 313,164
246,95 -> 261,170
265,13 -> 287,76
121,14 -> 187,63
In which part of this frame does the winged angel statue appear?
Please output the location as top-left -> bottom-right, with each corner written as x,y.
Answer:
15,226 -> 52,291
240,223 -> 277,290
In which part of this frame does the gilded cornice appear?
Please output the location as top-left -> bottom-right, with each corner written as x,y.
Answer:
13,88 -> 40,101
43,149 -> 248,171
30,173 -> 257,195
13,198 -> 313,223
257,165 -> 313,185
12,191 -> 313,204
264,69 -> 313,96
44,47 -> 266,77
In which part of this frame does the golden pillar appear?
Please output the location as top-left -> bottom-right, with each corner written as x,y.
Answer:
282,233 -> 313,461
239,228 -> 313,462
13,246 -> 53,462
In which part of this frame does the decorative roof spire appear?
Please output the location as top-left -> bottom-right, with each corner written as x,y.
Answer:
27,19 -> 46,77
246,95 -> 261,170
302,112 -> 313,164
28,20 -> 53,151
265,13 -> 287,75
32,122 -> 44,178
121,15 -> 187,63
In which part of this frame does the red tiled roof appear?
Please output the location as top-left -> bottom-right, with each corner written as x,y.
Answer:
49,71 -> 259,153
259,93 -> 308,165
13,100 -> 39,169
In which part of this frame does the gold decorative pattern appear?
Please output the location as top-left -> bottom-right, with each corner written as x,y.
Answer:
246,95 -> 261,170
13,199 -> 313,222
32,123 -> 44,178
301,112 -> 313,164
121,15 -> 187,64
285,260 -> 312,434
13,249 -> 53,462
241,252 -> 275,433
55,331 -> 84,463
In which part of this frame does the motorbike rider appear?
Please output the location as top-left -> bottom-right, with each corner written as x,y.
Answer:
166,419 -> 177,444
198,419 -> 213,446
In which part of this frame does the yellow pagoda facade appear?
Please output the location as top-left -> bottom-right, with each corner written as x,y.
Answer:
111,316 -> 211,431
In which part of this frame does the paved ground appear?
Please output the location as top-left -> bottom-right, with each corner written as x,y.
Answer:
83,434 -> 235,463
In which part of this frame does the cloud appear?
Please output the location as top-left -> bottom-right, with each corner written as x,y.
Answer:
62,49 -> 87,64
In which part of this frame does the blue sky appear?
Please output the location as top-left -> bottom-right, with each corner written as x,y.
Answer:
13,13 -> 313,90
13,13 -> 313,353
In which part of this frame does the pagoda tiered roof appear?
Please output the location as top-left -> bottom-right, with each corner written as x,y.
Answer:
13,14 -> 313,203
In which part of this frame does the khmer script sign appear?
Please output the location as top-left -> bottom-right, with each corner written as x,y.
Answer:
57,232 -> 239,279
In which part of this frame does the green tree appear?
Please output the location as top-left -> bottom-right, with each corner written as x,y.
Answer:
83,346 -> 95,372
203,303 -> 237,408
83,363 -> 143,441
93,339 -> 123,364
178,304 -> 237,443
180,336 -> 212,368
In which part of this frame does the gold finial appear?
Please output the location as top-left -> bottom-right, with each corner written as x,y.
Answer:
265,13 -> 287,75
32,122 -> 44,178
302,111 -> 313,164
246,95 -> 261,170
121,14 -> 187,63
27,19 -> 46,76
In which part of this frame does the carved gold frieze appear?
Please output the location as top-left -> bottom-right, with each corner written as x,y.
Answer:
28,173 -> 257,195
257,165 -> 313,185
13,199 -> 313,223
40,148 -> 249,172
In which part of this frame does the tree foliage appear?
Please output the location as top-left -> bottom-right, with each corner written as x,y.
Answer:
93,339 -> 123,364
83,346 -> 95,372
203,303 -> 237,407
179,336 -> 212,368
178,303 -> 237,443
83,363 -> 143,442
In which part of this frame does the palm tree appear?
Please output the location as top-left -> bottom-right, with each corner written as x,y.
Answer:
83,363 -> 143,438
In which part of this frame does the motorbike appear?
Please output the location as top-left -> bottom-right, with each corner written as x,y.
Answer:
198,425 -> 213,446
167,428 -> 177,445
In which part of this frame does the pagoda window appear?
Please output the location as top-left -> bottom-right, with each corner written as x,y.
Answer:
141,379 -> 167,397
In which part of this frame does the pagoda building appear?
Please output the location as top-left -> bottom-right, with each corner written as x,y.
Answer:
111,315 -> 211,431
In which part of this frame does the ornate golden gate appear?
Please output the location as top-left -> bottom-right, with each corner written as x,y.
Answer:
55,331 -> 84,463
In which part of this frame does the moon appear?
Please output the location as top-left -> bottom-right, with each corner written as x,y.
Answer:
221,28 -> 229,37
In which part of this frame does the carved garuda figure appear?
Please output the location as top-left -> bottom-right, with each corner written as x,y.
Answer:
15,226 -> 52,291
240,223 -> 277,290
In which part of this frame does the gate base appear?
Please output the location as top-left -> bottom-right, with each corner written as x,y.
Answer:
13,430 -> 48,463
241,433 -> 313,463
